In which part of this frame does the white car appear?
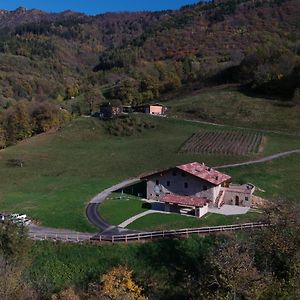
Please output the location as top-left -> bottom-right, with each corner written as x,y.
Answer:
18,214 -> 27,220
22,219 -> 31,226
10,213 -> 20,219
10,213 -> 27,220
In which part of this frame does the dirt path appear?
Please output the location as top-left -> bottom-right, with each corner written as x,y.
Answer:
214,149 -> 300,169
168,116 -> 300,137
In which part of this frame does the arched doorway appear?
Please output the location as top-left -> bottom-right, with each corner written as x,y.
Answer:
235,196 -> 239,206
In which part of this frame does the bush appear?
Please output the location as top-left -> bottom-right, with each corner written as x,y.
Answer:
104,116 -> 156,136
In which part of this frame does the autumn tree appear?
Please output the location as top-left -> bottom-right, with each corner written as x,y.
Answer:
206,239 -> 269,300
51,288 -> 80,300
13,101 -> 32,139
89,266 -> 148,300
84,86 -> 105,114
0,222 -> 36,300
0,124 -> 6,149
65,83 -> 80,100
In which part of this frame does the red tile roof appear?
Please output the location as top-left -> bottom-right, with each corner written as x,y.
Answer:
140,162 -> 231,186
162,194 -> 208,207
176,162 -> 231,185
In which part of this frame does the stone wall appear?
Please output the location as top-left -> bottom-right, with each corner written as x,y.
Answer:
145,168 -> 219,203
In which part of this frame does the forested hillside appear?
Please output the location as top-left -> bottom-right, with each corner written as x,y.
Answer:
0,0 -> 299,146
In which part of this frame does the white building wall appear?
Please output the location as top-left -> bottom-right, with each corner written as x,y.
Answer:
145,169 -> 220,203
196,204 -> 208,218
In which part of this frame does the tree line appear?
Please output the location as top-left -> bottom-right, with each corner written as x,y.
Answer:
0,101 -> 72,148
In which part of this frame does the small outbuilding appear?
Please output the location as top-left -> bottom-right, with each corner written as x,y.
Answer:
135,103 -> 167,116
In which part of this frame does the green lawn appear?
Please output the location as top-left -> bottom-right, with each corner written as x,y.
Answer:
0,116 -> 299,232
165,87 -> 300,134
29,236 -> 218,295
99,194 -> 150,225
127,211 -> 262,231
223,155 -> 300,203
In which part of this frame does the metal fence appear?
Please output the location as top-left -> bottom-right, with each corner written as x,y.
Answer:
29,232 -> 93,242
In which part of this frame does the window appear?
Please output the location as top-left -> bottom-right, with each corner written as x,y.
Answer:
167,181 -> 170,187
203,186 -> 207,191
156,180 -> 159,185
184,182 -> 188,189
245,197 -> 249,201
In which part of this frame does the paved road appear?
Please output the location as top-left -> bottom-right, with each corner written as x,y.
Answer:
86,178 -> 141,236
214,149 -> 300,169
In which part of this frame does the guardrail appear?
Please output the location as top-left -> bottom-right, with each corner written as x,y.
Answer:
29,232 -> 93,242
28,222 -> 269,243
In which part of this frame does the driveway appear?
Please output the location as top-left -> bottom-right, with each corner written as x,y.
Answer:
86,178 -> 141,236
208,205 -> 249,215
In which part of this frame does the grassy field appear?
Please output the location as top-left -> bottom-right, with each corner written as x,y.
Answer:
165,88 -> 300,134
99,194 -> 150,225
223,155 -> 300,203
127,210 -> 262,231
29,236 -> 218,295
0,116 -> 299,232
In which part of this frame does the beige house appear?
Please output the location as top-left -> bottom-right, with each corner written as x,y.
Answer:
146,104 -> 167,115
141,162 -> 255,218
135,103 -> 167,115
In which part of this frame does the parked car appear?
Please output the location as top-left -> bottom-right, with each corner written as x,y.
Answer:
22,219 -> 31,226
4,213 -> 31,226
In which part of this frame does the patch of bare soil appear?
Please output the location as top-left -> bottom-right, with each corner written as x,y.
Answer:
252,195 -> 272,209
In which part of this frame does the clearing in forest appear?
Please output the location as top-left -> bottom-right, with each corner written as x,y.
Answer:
180,131 -> 263,155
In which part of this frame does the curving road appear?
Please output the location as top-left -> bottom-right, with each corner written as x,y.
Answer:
86,178 -> 142,237
214,149 -> 300,169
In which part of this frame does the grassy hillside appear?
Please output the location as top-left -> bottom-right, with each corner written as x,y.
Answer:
165,87 -> 300,134
30,236 -> 217,296
0,116 -> 299,231
223,155 -> 300,203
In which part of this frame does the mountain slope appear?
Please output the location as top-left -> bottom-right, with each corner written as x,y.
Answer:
0,0 -> 299,109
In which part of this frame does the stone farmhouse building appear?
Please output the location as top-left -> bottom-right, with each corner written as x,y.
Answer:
141,162 -> 255,218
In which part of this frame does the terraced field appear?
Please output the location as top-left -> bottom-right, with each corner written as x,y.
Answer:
180,131 -> 263,155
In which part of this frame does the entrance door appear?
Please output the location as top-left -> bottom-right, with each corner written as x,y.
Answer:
235,196 -> 239,206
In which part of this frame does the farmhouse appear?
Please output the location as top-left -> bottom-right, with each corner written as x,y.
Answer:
135,103 -> 167,115
141,162 -> 255,218
100,100 -> 123,118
